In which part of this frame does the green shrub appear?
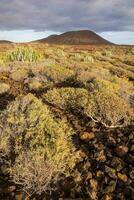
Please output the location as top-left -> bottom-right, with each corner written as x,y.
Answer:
90,79 -> 120,93
83,55 -> 94,63
85,90 -> 133,128
70,53 -> 94,63
0,94 -> 79,195
0,59 -> 6,67
27,78 -> 43,91
7,47 -> 42,62
44,87 -> 133,128
10,68 -> 29,81
0,53 -> 8,67
0,83 -> 10,95
44,87 -> 89,110
130,47 -> 134,55
40,65 -> 74,83
102,50 -> 112,57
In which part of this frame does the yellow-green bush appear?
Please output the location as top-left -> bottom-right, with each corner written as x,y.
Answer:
90,79 -> 120,93
27,78 -> 43,91
0,53 -> 8,67
0,94 -> 79,195
44,87 -> 89,110
0,83 -> 10,95
44,87 -> 133,128
85,91 -> 133,128
40,65 -> 74,83
70,53 -> 94,63
10,68 -> 29,81
7,47 -> 42,62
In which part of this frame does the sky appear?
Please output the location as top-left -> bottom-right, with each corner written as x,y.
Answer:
0,0 -> 134,44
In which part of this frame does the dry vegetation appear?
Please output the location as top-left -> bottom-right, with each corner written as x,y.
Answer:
0,44 -> 134,199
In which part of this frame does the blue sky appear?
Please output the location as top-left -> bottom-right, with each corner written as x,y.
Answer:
0,0 -> 134,44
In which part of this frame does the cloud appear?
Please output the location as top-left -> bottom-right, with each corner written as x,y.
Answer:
0,0 -> 133,32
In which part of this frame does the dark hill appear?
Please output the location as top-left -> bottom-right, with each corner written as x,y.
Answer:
0,40 -> 12,44
36,30 -> 113,45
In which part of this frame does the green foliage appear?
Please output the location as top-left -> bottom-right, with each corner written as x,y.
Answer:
44,87 -> 133,128
7,47 -> 42,62
86,91 -> 133,128
102,50 -> 112,57
90,79 -> 120,93
44,87 -> 89,110
130,47 -> 134,55
0,53 -> 9,67
40,65 -> 74,83
70,52 -> 94,63
10,68 -> 29,81
83,55 -> 94,63
0,94 -> 79,195
27,78 -> 43,91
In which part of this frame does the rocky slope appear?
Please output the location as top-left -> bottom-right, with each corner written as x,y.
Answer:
35,30 -> 113,45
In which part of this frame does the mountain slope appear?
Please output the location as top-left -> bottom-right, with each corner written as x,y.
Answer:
36,30 -> 113,45
0,40 -> 12,44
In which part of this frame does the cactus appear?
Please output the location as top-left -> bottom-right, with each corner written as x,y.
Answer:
8,47 -> 42,62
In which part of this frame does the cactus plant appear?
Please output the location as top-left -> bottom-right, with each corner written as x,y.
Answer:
8,47 -> 42,62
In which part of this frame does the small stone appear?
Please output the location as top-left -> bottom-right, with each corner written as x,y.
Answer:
129,133 -> 134,140
127,154 -> 134,164
105,166 -> 117,179
8,185 -> 16,192
107,136 -> 116,147
89,191 -> 97,199
79,151 -> 87,159
96,150 -> 106,162
116,193 -> 125,200
105,181 -> 116,193
11,192 -> 15,197
83,161 -> 91,170
117,173 -> 128,182
111,157 -> 123,171
80,132 -> 95,141
103,194 -> 112,200
90,179 -> 98,191
129,168 -> 134,179
86,171 -> 93,180
96,170 -> 104,179
1,164 -> 9,175
130,145 -> 134,153
73,170 -> 82,182
115,145 -> 128,157
15,193 -> 23,200
124,186 -> 134,198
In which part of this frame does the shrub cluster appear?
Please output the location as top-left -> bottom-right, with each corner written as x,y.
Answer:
0,94 -> 79,195
44,87 -> 133,128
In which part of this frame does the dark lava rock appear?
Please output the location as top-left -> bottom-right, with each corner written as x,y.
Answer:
127,154 -> 134,164
89,179 -> 98,191
7,185 -> 16,193
105,166 -> 117,179
80,132 -> 95,141
130,145 -> 134,153
129,168 -> 134,179
115,145 -> 128,157
96,170 -> 104,180
111,157 -> 124,172
117,173 -> 128,182
107,136 -> 116,147
104,180 -> 117,193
